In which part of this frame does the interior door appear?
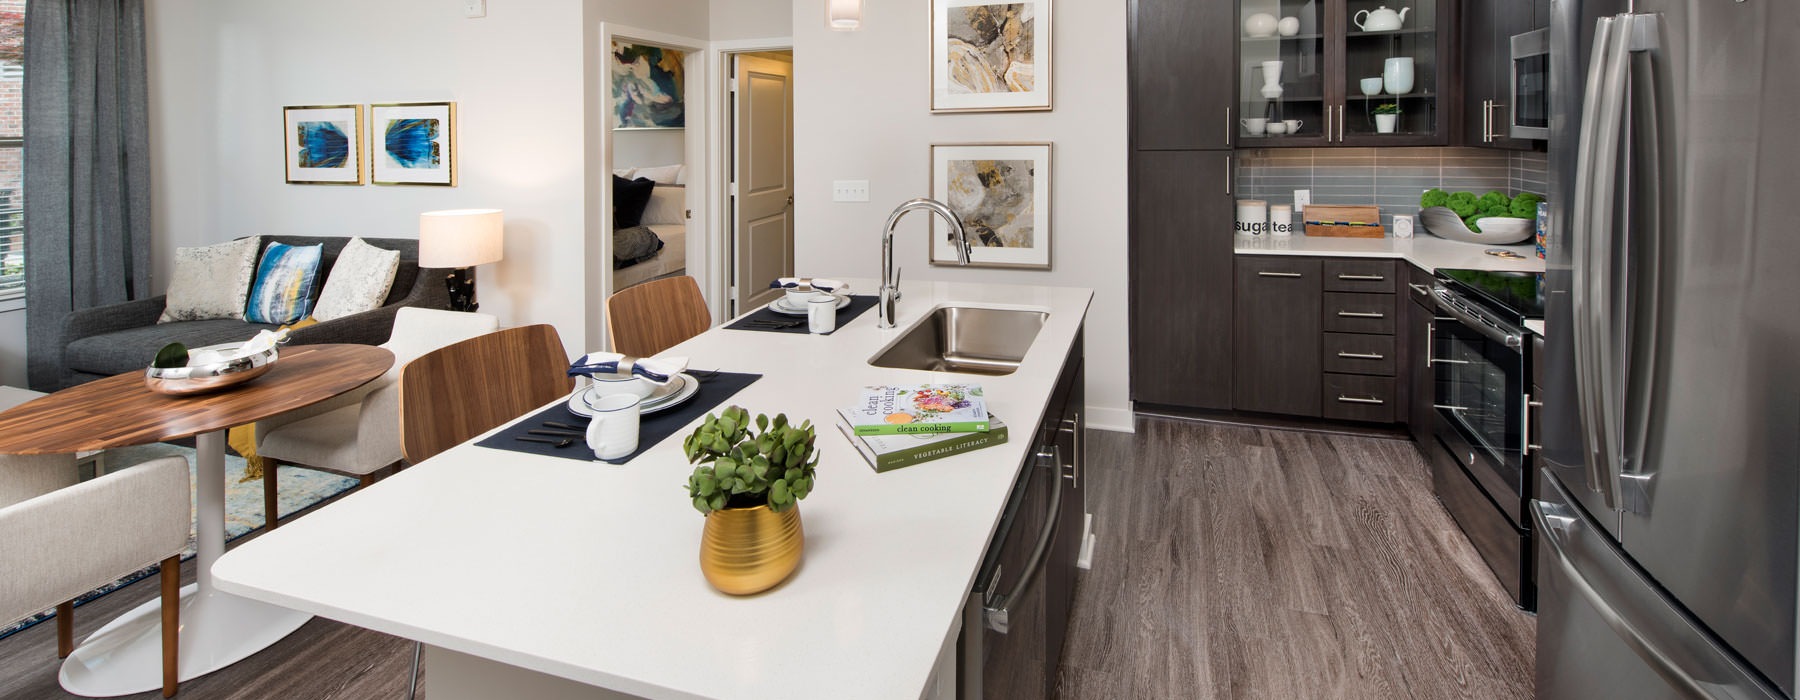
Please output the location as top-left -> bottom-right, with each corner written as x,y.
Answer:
730,53 -> 794,315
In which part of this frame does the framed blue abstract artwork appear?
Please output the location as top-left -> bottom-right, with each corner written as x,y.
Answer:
611,41 -> 685,129
283,104 -> 364,184
370,102 -> 457,186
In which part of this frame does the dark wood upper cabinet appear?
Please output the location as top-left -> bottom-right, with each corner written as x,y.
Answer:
1130,151 -> 1236,410
1460,0 -> 1538,150
1131,0 -> 1237,150
1234,256 -> 1323,416
1235,0 -> 1458,148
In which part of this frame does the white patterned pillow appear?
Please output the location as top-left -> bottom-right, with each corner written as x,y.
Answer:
312,237 -> 401,322
158,237 -> 262,323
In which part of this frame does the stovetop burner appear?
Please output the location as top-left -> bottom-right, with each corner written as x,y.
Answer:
1436,268 -> 1545,322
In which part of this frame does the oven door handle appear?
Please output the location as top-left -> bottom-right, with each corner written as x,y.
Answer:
983,447 -> 1064,634
1432,287 -> 1524,349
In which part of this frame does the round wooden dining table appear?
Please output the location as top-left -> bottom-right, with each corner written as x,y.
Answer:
0,344 -> 392,696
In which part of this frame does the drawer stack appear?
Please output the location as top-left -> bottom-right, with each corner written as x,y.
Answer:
1320,259 -> 1400,422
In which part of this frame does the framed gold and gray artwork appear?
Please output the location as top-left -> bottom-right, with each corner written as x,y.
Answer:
930,0 -> 1053,113
929,142 -> 1052,269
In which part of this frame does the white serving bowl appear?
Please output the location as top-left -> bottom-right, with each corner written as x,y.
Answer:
587,372 -> 654,399
1418,208 -> 1535,245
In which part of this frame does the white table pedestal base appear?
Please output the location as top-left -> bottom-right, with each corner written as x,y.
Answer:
57,430 -> 312,696
58,585 -> 311,696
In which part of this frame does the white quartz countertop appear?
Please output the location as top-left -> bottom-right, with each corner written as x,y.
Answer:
1235,233 -> 1546,274
212,279 -> 1093,700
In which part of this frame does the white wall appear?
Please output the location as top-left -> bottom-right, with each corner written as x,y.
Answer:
147,0 -> 593,352
790,0 -> 1133,431
589,0 -> 711,40
712,0 -> 793,42
612,130 -> 686,171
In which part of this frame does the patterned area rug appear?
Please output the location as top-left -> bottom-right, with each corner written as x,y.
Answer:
0,444 -> 358,641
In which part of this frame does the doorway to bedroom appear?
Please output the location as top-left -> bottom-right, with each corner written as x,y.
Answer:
720,49 -> 794,317
608,31 -> 702,298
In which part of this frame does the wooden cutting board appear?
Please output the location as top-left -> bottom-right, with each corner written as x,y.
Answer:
1303,204 -> 1385,238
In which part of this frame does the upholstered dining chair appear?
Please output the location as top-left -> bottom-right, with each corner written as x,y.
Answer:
606,275 -> 711,357
398,324 -> 574,464
255,308 -> 499,528
0,454 -> 189,697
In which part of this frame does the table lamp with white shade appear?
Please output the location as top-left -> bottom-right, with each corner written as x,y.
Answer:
419,208 -> 504,313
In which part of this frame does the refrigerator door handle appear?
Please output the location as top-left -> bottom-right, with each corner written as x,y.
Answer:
1533,480 -> 1786,700
1617,13 -> 1666,516
1570,15 -> 1628,510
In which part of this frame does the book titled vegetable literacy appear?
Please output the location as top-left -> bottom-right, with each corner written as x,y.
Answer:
846,384 -> 989,435
838,411 -> 1009,472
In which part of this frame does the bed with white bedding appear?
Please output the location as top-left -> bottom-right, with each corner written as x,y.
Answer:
613,181 -> 687,291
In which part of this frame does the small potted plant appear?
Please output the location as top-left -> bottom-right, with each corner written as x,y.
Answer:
1374,103 -> 1401,134
683,406 -> 820,595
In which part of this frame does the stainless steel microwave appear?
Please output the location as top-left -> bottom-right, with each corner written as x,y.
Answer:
1510,28 -> 1549,140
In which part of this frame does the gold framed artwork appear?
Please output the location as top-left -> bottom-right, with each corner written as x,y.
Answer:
369,102 -> 457,186
929,142 -> 1052,269
283,104 -> 364,185
930,0 -> 1053,113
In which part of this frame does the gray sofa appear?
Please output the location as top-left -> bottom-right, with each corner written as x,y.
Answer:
50,236 -> 448,390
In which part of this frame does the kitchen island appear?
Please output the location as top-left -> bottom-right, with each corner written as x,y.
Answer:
211,279 -> 1093,700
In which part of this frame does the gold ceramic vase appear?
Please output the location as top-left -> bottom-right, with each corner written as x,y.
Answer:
700,504 -> 804,595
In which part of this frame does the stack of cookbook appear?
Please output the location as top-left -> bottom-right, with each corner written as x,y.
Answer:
836,384 -> 1008,472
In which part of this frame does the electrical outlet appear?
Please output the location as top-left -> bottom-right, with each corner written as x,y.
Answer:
832,180 -> 870,203
1293,188 -> 1311,213
464,0 -> 487,18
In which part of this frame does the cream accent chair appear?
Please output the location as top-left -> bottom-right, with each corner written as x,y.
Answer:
0,454 -> 190,697
256,308 -> 499,527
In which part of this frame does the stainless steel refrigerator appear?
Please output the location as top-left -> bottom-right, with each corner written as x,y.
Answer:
1535,0 -> 1800,697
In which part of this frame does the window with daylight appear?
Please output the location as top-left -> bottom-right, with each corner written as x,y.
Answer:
0,0 -> 23,303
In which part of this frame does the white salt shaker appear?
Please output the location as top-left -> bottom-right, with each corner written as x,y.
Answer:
807,293 -> 838,334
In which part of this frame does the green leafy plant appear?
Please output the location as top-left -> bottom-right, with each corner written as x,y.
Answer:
1374,103 -> 1401,115
683,406 -> 820,515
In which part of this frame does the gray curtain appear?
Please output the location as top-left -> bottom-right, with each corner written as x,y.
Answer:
22,0 -> 150,390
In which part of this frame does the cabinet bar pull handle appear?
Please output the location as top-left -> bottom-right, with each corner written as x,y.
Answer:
1482,100 -> 1493,143
1257,271 -> 1303,278
1225,106 -> 1232,146
1225,155 -> 1232,195
1337,395 -> 1386,405
1338,105 -> 1346,142
1338,274 -> 1386,281
1409,283 -> 1430,296
1337,352 -> 1385,360
1337,311 -> 1386,318
1325,104 -> 1333,142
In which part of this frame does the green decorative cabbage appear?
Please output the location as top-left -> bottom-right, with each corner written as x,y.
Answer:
1420,188 -> 1450,209
1510,192 -> 1544,218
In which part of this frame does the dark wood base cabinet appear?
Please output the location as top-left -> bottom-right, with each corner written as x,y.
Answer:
1234,255 -> 1402,423
1129,151 -> 1235,410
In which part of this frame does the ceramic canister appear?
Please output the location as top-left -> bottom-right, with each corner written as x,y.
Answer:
1236,199 -> 1269,236
1270,205 -> 1293,236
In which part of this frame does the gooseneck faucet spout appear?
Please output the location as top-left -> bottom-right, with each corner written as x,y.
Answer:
879,198 -> 971,329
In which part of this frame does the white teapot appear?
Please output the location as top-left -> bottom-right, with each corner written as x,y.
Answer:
1354,5 -> 1409,31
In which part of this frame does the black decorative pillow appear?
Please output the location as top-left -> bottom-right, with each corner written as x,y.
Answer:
613,225 -> 665,269
613,175 -> 656,228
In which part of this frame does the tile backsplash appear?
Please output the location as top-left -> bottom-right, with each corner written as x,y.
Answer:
1235,147 -> 1548,229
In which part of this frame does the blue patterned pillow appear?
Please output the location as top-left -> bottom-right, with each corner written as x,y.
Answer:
245,242 -> 323,324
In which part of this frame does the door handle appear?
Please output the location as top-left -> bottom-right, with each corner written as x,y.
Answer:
1060,413 -> 1082,487
1482,99 -> 1494,142
983,447 -> 1064,634
1225,155 -> 1232,196
1225,106 -> 1232,146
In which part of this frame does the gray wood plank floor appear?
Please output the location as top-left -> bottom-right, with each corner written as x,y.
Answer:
1056,416 -> 1535,699
0,417 -> 1533,699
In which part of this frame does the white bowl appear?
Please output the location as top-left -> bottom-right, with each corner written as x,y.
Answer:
1418,208 -> 1535,245
587,372 -> 653,399
783,286 -> 817,307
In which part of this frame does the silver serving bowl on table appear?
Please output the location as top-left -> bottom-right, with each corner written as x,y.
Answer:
144,343 -> 278,396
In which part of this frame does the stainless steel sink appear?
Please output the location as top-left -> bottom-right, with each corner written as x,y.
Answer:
869,306 -> 1048,376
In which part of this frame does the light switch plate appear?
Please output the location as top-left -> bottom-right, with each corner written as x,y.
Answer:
464,0 -> 487,18
832,180 -> 870,202
1293,188 -> 1311,214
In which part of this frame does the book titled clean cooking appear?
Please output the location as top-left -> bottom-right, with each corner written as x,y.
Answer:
844,384 -> 989,436
837,412 -> 1009,473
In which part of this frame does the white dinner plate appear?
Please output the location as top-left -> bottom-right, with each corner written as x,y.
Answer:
766,294 -> 849,317
566,373 -> 698,417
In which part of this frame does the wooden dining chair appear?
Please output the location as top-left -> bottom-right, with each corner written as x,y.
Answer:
606,275 -> 711,357
397,324 -> 574,464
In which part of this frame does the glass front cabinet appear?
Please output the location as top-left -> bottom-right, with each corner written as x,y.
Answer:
1236,0 -> 1454,147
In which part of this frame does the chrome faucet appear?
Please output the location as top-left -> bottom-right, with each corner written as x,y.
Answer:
879,198 -> 971,329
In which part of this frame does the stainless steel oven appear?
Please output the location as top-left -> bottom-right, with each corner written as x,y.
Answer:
1427,270 -> 1538,609
1510,27 -> 1550,140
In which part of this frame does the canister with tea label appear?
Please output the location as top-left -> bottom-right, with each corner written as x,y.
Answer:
1269,204 -> 1293,236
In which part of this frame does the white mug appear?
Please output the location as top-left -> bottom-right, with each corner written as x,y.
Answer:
1283,119 -> 1302,133
1241,117 -> 1268,135
586,393 -> 642,461
807,293 -> 839,334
